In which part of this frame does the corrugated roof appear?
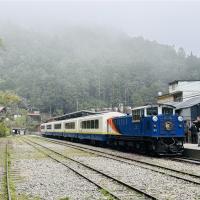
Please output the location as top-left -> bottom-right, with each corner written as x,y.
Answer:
168,96 -> 200,110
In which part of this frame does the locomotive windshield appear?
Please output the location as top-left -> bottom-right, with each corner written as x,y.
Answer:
146,107 -> 158,115
162,107 -> 173,115
132,104 -> 175,118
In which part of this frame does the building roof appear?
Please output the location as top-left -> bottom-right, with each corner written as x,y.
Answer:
0,107 -> 6,112
169,80 -> 200,85
50,110 -> 100,121
165,96 -> 200,110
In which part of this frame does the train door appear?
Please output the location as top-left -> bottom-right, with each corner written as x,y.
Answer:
132,109 -> 144,136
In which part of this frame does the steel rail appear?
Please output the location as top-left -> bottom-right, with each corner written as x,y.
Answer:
170,157 -> 200,165
22,139 -> 122,200
23,137 -> 158,200
6,144 -> 11,200
36,136 -> 200,185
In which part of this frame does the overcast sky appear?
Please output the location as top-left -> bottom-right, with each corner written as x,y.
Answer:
0,0 -> 200,55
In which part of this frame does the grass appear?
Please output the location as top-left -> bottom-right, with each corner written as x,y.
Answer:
60,197 -> 70,200
1,171 -> 8,200
4,137 -> 42,200
100,189 -> 116,200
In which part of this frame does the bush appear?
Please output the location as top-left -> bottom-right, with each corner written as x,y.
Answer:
0,122 -> 10,137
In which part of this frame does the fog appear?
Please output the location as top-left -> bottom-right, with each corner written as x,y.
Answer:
0,1 -> 200,55
0,1 -> 200,113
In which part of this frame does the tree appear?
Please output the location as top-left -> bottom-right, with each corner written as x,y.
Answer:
177,47 -> 186,58
0,24 -> 200,114
0,122 -> 9,137
0,91 -> 21,137
0,91 -> 21,106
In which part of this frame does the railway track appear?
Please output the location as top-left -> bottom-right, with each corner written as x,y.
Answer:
6,143 -> 11,200
22,137 -> 158,200
34,136 -> 200,186
170,157 -> 200,165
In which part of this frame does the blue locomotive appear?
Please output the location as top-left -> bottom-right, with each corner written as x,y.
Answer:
41,104 -> 184,155
112,104 -> 184,155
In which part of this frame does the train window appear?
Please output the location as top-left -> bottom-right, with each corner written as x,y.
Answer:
147,107 -> 158,115
95,120 -> 99,129
81,120 -> 99,129
47,125 -> 52,130
54,124 -> 61,129
65,122 -> 75,129
40,125 -> 45,130
162,107 -> 173,115
91,120 -> 95,129
132,109 -> 142,121
82,121 -> 86,129
86,121 -> 91,129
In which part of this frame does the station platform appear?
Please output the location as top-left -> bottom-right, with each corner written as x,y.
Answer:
183,143 -> 200,160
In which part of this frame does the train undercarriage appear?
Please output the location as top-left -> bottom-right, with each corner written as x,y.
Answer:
43,133 -> 184,156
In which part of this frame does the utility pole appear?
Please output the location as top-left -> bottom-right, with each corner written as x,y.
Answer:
49,105 -> 52,118
98,76 -> 101,98
76,99 -> 79,111
124,87 -> 127,106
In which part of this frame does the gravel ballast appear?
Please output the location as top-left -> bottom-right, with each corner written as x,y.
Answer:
32,137 -> 200,200
11,139 -> 107,200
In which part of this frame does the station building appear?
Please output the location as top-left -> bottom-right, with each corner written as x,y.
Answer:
158,80 -> 200,103
157,80 -> 200,143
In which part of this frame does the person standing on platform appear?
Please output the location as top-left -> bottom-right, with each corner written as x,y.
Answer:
190,123 -> 197,144
196,118 -> 200,147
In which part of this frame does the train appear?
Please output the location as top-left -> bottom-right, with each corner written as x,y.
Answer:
40,104 -> 185,155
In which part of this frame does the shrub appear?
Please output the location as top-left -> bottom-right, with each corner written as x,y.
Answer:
0,122 -> 10,137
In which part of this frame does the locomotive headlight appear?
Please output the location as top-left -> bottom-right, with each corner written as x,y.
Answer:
178,116 -> 183,122
152,116 -> 158,122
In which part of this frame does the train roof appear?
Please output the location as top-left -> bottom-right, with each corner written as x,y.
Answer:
132,104 -> 175,110
51,110 -> 100,121
42,111 -> 125,124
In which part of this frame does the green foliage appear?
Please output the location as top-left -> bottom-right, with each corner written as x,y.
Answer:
13,115 -> 27,128
0,24 -> 200,114
0,122 -> 9,137
0,91 -> 21,106
100,189 -> 115,200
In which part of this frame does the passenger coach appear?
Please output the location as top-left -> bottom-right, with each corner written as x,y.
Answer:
41,112 -> 125,142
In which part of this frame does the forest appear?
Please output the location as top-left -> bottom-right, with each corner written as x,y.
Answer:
0,24 -> 200,115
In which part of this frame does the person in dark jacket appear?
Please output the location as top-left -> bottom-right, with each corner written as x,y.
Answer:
195,120 -> 200,147
190,123 -> 198,144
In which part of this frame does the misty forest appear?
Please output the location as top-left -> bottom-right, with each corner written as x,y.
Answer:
0,24 -> 200,115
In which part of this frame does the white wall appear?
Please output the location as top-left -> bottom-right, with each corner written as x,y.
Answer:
169,81 -> 200,100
